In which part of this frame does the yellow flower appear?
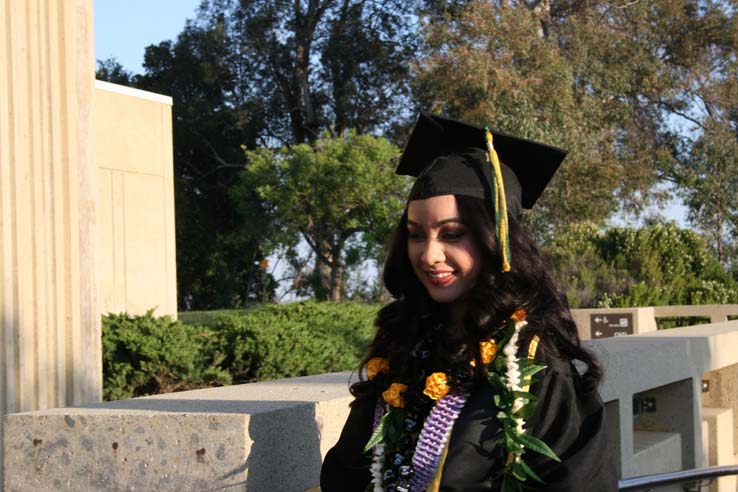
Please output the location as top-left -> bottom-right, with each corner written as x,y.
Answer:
511,308 -> 527,323
423,372 -> 450,401
382,383 -> 407,408
366,357 -> 389,380
480,339 -> 497,364
260,259 -> 269,270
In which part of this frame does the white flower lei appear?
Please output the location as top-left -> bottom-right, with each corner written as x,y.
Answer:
503,318 -> 527,436
370,442 -> 385,492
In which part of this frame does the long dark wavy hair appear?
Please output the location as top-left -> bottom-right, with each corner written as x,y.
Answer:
351,194 -> 602,399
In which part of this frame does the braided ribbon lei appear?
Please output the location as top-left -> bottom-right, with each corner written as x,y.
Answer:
370,391 -> 468,492
485,130 -> 511,273
409,390 -> 468,491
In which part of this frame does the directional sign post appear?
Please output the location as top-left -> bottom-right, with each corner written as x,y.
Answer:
590,313 -> 634,339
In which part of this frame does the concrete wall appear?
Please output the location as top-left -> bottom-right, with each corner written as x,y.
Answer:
0,2 -> 178,490
573,304 -> 738,341
8,321 -> 738,491
4,373 -> 355,492
701,407 -> 736,492
0,0 -> 99,487
572,306 -> 657,340
94,81 -> 177,317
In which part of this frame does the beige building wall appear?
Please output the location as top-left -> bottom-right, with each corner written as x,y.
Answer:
0,0 -> 100,485
94,81 -> 177,317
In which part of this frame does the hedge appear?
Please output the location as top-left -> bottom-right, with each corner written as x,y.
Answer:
102,301 -> 378,400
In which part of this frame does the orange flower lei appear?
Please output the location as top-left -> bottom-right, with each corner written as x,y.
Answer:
480,339 -> 497,364
423,372 -> 450,400
366,357 -> 390,380
511,308 -> 527,323
382,383 -> 407,408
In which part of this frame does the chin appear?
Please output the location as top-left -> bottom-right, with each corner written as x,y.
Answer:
424,286 -> 463,305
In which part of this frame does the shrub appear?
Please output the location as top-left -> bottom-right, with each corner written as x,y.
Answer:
544,222 -> 738,308
102,302 -> 379,400
102,310 -> 231,400
210,301 -> 378,383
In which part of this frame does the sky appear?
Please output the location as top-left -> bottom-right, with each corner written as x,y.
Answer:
92,0 -> 689,228
94,0 -> 202,73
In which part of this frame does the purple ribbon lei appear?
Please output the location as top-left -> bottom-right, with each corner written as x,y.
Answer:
409,390 -> 468,491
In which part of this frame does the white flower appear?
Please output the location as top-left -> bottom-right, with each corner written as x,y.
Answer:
504,320 -> 528,433
370,442 -> 385,492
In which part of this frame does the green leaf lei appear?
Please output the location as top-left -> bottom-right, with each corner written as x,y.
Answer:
490,317 -> 560,492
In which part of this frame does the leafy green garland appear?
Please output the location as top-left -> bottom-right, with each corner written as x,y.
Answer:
491,314 -> 560,492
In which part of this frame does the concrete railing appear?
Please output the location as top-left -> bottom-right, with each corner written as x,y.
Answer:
6,318 -> 738,491
572,304 -> 738,341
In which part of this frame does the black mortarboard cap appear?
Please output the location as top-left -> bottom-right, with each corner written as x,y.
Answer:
397,113 -> 567,219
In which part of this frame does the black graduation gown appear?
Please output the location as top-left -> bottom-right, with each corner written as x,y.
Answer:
320,356 -> 618,492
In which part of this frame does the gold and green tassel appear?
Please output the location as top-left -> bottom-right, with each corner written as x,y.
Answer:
485,129 -> 511,272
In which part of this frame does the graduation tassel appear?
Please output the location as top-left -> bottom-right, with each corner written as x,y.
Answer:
485,129 -> 512,272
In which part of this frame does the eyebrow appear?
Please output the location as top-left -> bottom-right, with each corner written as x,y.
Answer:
407,218 -> 464,227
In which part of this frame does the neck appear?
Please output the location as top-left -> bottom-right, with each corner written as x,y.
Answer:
448,302 -> 466,339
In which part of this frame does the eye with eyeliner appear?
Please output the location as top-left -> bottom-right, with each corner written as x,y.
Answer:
407,226 -> 466,241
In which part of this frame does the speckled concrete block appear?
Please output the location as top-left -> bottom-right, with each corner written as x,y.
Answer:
4,413 -> 247,491
4,372 -> 355,492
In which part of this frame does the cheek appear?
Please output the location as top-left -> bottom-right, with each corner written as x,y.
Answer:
457,242 -> 482,276
407,243 -> 419,263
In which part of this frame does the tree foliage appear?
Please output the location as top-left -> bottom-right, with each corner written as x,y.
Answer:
545,222 -> 738,309
96,0 -> 738,306
96,58 -> 135,85
672,120 -> 738,267
232,132 -> 408,300
96,0 -> 422,307
130,21 -> 276,309
414,0 -> 738,247
206,0 -> 419,144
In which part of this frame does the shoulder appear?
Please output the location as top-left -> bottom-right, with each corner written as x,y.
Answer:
522,346 -> 618,489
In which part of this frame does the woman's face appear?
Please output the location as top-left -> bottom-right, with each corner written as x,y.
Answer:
406,194 -> 482,307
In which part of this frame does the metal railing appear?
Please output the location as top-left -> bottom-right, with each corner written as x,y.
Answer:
619,465 -> 738,491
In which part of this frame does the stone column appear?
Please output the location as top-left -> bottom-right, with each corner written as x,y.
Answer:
0,0 -> 100,485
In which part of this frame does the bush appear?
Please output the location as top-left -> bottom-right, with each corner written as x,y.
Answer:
102,310 -> 231,400
102,301 -> 379,400
544,222 -> 738,308
209,301 -> 378,383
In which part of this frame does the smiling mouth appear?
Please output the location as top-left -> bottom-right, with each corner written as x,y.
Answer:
426,271 -> 455,285
428,271 -> 453,279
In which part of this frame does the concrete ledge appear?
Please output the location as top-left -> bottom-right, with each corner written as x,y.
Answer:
701,407 -> 736,492
7,321 -> 738,491
4,372 -> 355,492
632,431 -> 681,477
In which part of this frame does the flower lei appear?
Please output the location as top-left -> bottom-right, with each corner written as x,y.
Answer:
363,309 -> 559,492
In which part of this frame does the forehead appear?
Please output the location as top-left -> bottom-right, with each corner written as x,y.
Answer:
407,195 -> 460,224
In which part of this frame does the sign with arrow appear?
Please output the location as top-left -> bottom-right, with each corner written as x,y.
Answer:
590,313 -> 633,339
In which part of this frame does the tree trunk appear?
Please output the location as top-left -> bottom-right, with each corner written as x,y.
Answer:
290,0 -> 322,143
317,257 -> 333,300
716,175 -> 723,263
527,0 -> 551,38
329,241 -> 345,301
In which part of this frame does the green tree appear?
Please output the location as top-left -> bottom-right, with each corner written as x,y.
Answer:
232,132 -> 408,301
545,222 -> 738,308
413,0 -> 738,242
213,0 -> 419,143
96,58 -> 135,85
132,21 -> 274,309
676,121 -> 738,266
102,1 -> 422,308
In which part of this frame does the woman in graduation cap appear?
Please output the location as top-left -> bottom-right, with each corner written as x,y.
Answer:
321,114 -> 618,492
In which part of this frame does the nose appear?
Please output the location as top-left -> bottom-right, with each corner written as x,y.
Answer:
420,238 -> 445,266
